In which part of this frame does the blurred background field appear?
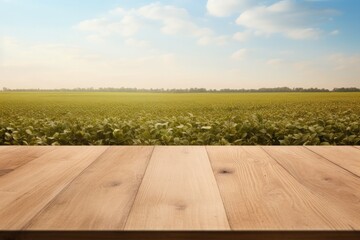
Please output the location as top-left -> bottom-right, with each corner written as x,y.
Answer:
1,92 -> 359,145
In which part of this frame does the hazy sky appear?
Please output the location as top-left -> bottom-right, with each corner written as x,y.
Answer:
1,0 -> 360,89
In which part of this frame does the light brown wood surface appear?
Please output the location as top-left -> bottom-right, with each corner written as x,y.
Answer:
0,146 -> 54,177
207,146 -> 349,230
124,146 -> 230,230
262,146 -> 360,230
27,146 -> 153,230
0,146 -> 17,152
306,146 -> 360,177
0,146 -> 108,230
0,146 -> 359,231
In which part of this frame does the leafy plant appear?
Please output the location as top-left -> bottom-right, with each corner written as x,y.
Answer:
1,92 -> 359,145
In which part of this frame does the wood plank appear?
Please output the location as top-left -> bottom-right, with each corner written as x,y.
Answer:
0,147 -> 55,177
0,146 -> 19,156
124,146 -> 230,230
0,146 -> 18,151
0,146 -> 108,230
206,146 -> 351,230
27,146 -> 154,230
306,146 -> 360,177
0,147 -> 19,176
263,146 -> 360,230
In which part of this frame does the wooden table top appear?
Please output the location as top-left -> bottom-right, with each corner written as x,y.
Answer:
0,146 -> 359,239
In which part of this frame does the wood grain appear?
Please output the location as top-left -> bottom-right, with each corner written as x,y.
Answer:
263,146 -> 360,230
0,146 -> 17,151
0,146 -> 359,233
27,146 -> 154,230
206,146 -> 351,230
0,146 -> 108,230
306,146 -> 360,177
0,147 -> 55,177
125,146 -> 230,230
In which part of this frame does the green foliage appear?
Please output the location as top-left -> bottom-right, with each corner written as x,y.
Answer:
0,92 -> 359,145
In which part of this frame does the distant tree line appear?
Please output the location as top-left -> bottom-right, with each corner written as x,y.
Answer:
2,87 -> 360,93
333,87 -> 360,92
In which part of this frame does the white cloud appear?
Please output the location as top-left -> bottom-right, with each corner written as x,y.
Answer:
233,30 -> 252,42
138,3 -> 230,46
125,38 -> 148,48
231,49 -> 248,60
137,3 -> 189,22
138,3 -> 206,37
207,0 -> 252,17
198,35 -> 230,46
76,3 -> 228,46
76,14 -> 140,37
286,28 -> 322,40
235,0 -> 338,40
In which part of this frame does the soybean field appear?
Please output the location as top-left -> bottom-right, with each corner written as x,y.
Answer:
1,92 -> 359,145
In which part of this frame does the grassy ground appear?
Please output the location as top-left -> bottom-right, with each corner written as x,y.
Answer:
1,92 -> 359,145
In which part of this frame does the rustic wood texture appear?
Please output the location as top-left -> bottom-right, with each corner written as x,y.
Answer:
0,146 -> 17,151
206,146 -> 350,230
306,146 -> 360,177
262,146 -> 360,230
0,146 -> 108,230
125,146 -> 230,230
0,146 -> 55,177
0,146 -> 359,233
27,146 -> 154,230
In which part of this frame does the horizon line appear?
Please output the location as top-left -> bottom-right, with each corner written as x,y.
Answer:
2,86 -> 360,93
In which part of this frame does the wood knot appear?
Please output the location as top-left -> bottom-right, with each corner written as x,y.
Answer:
175,204 -> 187,211
219,169 -> 233,174
104,181 -> 122,188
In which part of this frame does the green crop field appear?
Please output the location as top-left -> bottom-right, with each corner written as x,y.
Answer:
1,92 -> 359,145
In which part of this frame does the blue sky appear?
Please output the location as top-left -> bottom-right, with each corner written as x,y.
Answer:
1,0 -> 359,89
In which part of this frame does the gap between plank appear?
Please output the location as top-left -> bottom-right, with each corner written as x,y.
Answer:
122,146 -> 156,228
263,146 -> 358,231
305,147 -> 360,179
21,146 -> 111,230
260,147 -> 326,200
261,147 -> 304,182
205,146 -> 232,229
352,146 -> 360,151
